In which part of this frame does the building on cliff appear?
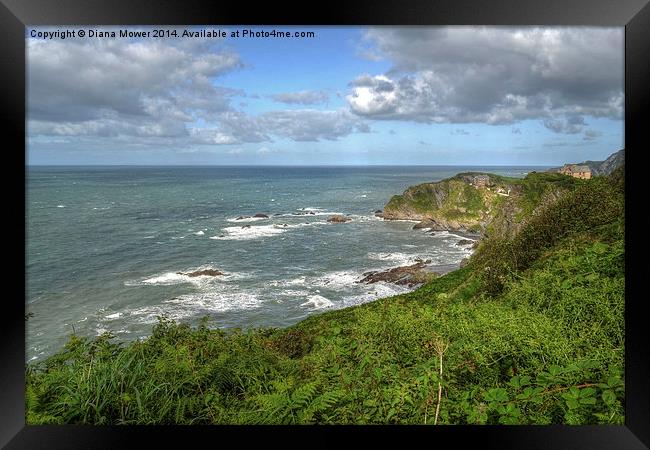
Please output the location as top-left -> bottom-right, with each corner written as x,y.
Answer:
472,174 -> 490,188
559,164 -> 592,179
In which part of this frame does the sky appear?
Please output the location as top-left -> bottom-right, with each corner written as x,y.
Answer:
27,26 -> 624,166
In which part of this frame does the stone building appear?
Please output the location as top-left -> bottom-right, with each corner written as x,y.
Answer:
559,164 -> 592,179
472,174 -> 490,188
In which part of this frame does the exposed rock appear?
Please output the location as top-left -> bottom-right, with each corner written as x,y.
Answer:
413,219 -> 438,230
547,149 -> 624,176
357,260 -> 437,287
460,258 -> 470,268
471,241 -> 480,249
253,213 -> 269,218
235,216 -> 245,220
178,269 -> 224,277
599,149 -> 624,175
456,239 -> 474,246
413,218 -> 470,232
308,212 -> 315,215
380,173 -> 519,234
242,225 -> 251,228
328,214 -> 351,223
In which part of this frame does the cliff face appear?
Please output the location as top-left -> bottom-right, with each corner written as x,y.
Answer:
381,173 -> 513,234
547,149 -> 624,176
381,172 -> 579,237
598,149 -> 625,175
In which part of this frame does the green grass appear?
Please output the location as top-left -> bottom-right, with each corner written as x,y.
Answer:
384,171 -> 580,227
26,171 -> 625,425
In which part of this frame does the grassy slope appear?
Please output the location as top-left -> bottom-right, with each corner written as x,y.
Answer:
383,172 -> 583,234
26,170 -> 625,425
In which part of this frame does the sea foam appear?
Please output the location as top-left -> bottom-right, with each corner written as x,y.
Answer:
211,224 -> 288,240
300,295 -> 334,310
367,251 -> 429,266
226,216 -> 269,223
126,266 -> 229,287
128,291 -> 263,324
212,222 -> 324,241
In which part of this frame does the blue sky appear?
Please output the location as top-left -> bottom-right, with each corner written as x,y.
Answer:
27,26 -> 624,165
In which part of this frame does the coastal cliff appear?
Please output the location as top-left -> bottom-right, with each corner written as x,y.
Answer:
547,148 -> 625,176
380,171 -> 576,239
381,150 -> 624,239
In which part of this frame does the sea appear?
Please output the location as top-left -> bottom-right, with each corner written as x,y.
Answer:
26,165 -> 546,362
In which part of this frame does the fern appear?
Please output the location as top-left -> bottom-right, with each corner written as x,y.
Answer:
251,391 -> 290,424
299,389 -> 345,423
290,382 -> 317,409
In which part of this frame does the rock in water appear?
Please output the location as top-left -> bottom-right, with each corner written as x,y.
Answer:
357,260 -> 436,287
253,213 -> 269,218
178,269 -> 224,277
413,219 -> 438,230
460,258 -> 470,268
328,214 -> 351,223
456,239 -> 474,246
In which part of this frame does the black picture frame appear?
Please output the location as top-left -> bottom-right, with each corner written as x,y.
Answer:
2,0 -> 648,447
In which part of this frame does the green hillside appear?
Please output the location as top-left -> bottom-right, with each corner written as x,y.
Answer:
381,171 -> 583,237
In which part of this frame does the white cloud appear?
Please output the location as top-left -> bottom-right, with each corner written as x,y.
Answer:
583,129 -> 603,141
257,109 -> 370,142
347,27 -> 624,132
542,116 -> 585,134
28,34 -> 369,147
270,90 -> 329,105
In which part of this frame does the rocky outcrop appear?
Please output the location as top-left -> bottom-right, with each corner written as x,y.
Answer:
547,149 -> 624,176
178,269 -> 224,277
456,239 -> 474,246
236,213 -> 269,220
598,149 -> 625,175
412,219 -> 438,230
380,170 -> 586,242
379,174 -> 508,233
412,218 -> 485,233
357,260 -> 437,287
328,215 -> 351,223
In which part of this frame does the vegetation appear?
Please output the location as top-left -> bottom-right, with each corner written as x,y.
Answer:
382,171 -> 585,235
26,169 -> 625,425
384,177 -> 491,221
